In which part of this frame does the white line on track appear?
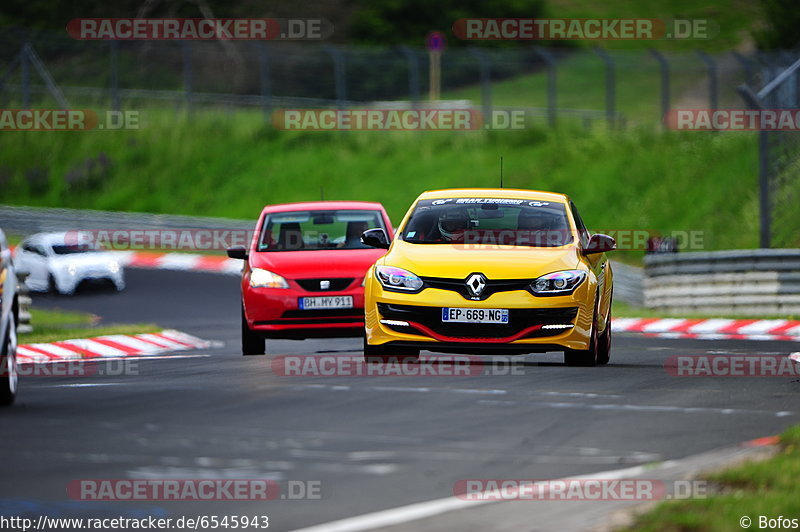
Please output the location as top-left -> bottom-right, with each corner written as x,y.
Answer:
289,460 -> 678,532
288,385 -> 788,415
49,383 -> 125,388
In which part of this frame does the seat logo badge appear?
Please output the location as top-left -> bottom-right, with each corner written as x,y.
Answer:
465,273 -> 487,298
320,280 -> 330,290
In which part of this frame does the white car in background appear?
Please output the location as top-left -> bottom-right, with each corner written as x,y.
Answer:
14,232 -> 125,295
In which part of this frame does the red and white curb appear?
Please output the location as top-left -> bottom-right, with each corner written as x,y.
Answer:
17,329 -> 211,365
112,251 -> 241,275
613,318 -> 800,342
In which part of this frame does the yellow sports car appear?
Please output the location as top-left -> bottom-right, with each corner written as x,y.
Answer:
360,188 -> 615,366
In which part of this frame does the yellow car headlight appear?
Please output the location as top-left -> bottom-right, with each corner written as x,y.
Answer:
250,268 -> 290,289
530,270 -> 586,296
375,265 -> 423,292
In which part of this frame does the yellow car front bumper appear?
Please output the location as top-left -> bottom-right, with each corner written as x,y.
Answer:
365,276 -> 595,353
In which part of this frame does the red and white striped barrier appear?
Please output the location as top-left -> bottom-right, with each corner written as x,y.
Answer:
17,329 -> 210,364
113,251 -> 242,275
613,318 -> 800,342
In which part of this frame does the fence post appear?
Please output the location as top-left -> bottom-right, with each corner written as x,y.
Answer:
649,49 -> 670,127
732,51 -> 753,88
779,51 -> 799,108
534,47 -> 556,127
258,43 -> 271,119
737,84 -> 770,248
20,43 -> 30,109
324,45 -> 347,110
110,40 -> 120,112
398,46 -> 420,109
593,47 -> 615,128
182,41 -> 193,114
696,50 -> 718,111
468,47 -> 492,122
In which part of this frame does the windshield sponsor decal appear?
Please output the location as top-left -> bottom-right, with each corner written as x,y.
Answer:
430,198 -> 530,205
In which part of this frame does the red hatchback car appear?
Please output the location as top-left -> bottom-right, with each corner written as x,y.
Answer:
227,201 -> 393,354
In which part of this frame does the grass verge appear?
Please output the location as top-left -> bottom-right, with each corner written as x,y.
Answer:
20,307 -> 158,344
0,112 -> 768,262
628,426 -> 800,532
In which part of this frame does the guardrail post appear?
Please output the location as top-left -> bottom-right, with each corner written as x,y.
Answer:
696,50 -> 718,111
534,47 -> 556,127
593,47 -> 615,129
649,49 -> 670,127
15,271 -> 32,334
468,47 -> 492,122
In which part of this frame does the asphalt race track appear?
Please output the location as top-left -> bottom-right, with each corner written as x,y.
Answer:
1,268 -> 798,531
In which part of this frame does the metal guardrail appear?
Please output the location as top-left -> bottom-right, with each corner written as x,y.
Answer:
644,249 -> 800,315
610,261 -> 644,307
0,204 -> 253,236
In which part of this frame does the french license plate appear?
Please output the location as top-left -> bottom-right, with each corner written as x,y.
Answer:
442,307 -> 509,324
299,296 -> 354,310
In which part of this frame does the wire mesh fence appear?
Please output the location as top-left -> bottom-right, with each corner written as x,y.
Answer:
2,30 -> 799,249
1,29 -> 792,128
738,52 -> 800,248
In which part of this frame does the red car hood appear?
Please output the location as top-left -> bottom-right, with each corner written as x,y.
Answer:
249,249 -> 385,279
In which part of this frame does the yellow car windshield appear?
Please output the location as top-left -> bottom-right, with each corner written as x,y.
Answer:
401,198 -> 574,247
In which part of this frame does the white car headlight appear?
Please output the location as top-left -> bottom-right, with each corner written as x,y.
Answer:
530,270 -> 586,296
249,268 -> 290,289
376,265 -> 423,292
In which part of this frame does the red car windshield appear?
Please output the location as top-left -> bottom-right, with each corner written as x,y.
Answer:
258,209 -> 387,251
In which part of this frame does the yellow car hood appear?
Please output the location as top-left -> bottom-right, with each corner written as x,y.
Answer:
382,240 -> 582,279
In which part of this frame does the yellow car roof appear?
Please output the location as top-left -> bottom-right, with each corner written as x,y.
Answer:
419,188 -> 569,203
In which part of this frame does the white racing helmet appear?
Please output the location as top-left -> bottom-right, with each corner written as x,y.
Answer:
437,208 -> 470,241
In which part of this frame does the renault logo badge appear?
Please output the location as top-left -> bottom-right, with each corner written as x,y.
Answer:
465,273 -> 487,298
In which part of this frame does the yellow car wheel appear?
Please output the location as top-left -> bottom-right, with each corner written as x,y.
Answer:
596,297 -> 612,365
